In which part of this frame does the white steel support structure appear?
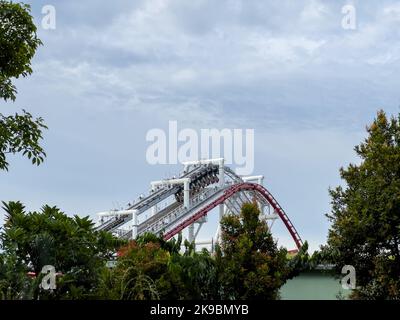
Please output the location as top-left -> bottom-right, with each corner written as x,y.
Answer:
242,175 -> 264,185
151,178 -> 191,209
95,209 -> 138,239
97,209 -> 137,218
218,159 -> 225,222
95,157 -> 304,253
183,158 -> 225,245
132,209 -> 139,238
151,178 -> 192,242
188,224 -> 195,243
242,175 -> 265,212
183,179 -> 190,209
182,158 -> 225,169
242,175 -> 278,229
183,158 -> 225,221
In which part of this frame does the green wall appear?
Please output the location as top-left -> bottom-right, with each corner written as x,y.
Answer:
280,271 -> 351,300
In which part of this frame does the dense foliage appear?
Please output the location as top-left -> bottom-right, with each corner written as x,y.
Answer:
0,0 -> 46,171
216,202 -> 291,299
0,201 -> 123,299
97,202 -> 298,300
97,235 -> 219,300
0,202 -> 299,300
0,0 -> 42,101
326,110 -> 400,299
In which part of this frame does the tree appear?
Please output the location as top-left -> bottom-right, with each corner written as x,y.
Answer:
97,239 -> 169,300
0,0 -> 46,171
97,234 -> 219,300
0,250 -> 32,300
326,110 -> 400,299
0,201 -> 123,299
164,242 -> 219,300
216,202 -> 290,300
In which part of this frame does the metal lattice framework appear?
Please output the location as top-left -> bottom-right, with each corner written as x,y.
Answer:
163,183 -> 303,249
95,159 -> 303,251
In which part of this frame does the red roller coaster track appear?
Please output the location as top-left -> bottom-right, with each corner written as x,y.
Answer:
163,182 -> 303,250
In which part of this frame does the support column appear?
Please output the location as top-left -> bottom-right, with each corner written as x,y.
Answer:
183,179 -> 190,209
188,223 -> 195,243
258,176 -> 265,214
184,179 -> 193,246
219,159 -> 225,221
132,210 -> 138,240
218,159 -> 225,187
219,205 -> 224,221
214,224 -> 221,247
219,203 -> 227,221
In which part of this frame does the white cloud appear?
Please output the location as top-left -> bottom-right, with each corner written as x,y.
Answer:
382,3 -> 400,20
300,0 -> 329,22
171,68 -> 197,83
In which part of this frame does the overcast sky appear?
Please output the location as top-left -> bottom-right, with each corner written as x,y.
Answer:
2,0 -> 400,251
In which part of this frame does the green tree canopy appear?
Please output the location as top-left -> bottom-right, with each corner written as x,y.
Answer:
1,203 -> 303,300
0,0 -> 46,171
0,201 -> 123,299
216,202 -> 290,299
97,234 -> 219,300
0,0 -> 41,101
327,110 -> 400,299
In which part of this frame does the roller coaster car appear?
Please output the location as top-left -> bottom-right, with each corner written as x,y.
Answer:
173,168 -> 220,203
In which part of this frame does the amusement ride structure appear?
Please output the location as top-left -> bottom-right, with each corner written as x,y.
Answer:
95,158 -> 303,252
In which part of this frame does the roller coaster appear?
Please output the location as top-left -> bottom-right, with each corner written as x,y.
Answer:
95,158 -> 303,252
